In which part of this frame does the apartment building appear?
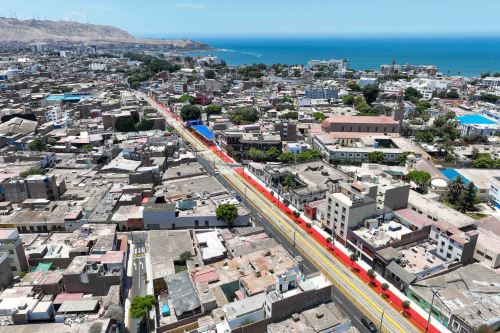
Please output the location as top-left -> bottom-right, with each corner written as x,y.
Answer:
0,228 -> 28,273
325,180 -> 410,243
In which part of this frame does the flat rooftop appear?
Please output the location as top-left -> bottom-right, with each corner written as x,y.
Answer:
353,220 -> 412,248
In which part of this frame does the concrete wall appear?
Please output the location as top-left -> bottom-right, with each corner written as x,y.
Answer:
144,210 -> 250,230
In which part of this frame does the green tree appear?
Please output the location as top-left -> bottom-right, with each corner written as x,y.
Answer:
180,251 -> 192,263
342,95 -> 355,106
367,269 -> 377,284
362,84 -> 379,105
279,152 -> 296,164
248,148 -> 266,161
180,105 -> 201,121
231,107 -> 259,125
280,171 -> 297,191
416,100 -> 432,114
367,151 -> 385,163
415,131 -> 434,143
297,149 -> 322,162
349,253 -> 359,267
404,87 -> 423,102
130,295 -> 156,319
28,138 -> 46,151
82,144 -> 93,151
265,147 -> 282,161
179,95 -> 195,104
459,182 -> 477,213
346,81 -> 361,91
397,151 -> 413,166
448,176 -> 465,204
381,283 -> 390,293
280,111 -> 299,120
401,300 -> 411,312
313,112 -> 325,121
114,116 -> 137,132
472,153 -> 496,168
408,170 -> 431,193
205,69 -> 216,79
216,203 -> 238,226
47,137 -> 58,146
205,105 -> 223,119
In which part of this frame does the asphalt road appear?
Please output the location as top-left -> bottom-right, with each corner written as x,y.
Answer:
122,231 -> 149,333
198,155 -> 373,333
145,94 -> 421,333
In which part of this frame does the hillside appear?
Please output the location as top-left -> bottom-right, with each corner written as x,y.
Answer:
0,17 -> 207,49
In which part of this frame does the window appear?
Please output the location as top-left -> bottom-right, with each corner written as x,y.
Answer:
10,266 -> 16,271
448,245 -> 453,251
194,220 -> 199,227
8,250 -> 14,255
446,253 -> 452,259
476,250 -> 484,256
205,220 -> 209,227
485,255 -> 493,261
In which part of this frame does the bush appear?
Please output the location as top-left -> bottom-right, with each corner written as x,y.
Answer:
20,167 -> 46,178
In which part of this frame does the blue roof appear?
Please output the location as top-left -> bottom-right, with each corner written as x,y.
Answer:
456,114 -> 497,125
46,95 -> 65,101
192,125 -> 215,140
46,94 -> 85,102
440,168 -> 471,185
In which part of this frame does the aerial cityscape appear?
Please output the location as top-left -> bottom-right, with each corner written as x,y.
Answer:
0,1 -> 498,333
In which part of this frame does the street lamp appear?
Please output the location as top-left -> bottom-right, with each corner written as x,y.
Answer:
379,309 -> 385,333
425,285 -> 442,333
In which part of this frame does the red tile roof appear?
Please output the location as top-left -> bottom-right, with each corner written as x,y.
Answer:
322,115 -> 399,126
192,267 -> 219,284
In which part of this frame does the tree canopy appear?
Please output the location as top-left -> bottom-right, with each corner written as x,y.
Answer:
230,107 -> 259,125
362,84 -> 380,105
216,204 -> 238,225
28,138 -> 46,151
130,295 -> 156,319
180,105 -> 201,121
367,151 -> 385,163
408,170 -> 431,192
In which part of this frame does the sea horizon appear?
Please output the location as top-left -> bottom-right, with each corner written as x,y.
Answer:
140,35 -> 500,77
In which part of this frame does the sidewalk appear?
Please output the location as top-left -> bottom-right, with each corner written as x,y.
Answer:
124,241 -> 135,331
240,166 -> 449,333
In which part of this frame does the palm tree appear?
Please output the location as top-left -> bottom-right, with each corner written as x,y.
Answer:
448,176 -> 465,204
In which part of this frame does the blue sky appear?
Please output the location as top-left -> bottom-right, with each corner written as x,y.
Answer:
1,0 -> 499,38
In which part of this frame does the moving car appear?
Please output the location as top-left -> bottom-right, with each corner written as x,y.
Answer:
361,318 -> 377,332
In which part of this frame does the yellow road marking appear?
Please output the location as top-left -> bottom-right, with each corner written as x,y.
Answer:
152,100 -> 418,333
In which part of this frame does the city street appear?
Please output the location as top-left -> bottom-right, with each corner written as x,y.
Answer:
123,231 -> 149,333
144,95 -> 422,333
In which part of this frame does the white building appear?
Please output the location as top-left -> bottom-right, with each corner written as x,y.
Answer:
89,63 -> 108,71
357,77 -> 378,88
482,77 -> 500,88
304,87 -> 338,100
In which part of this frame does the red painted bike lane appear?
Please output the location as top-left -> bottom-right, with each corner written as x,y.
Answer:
234,167 -> 440,333
148,96 -> 439,332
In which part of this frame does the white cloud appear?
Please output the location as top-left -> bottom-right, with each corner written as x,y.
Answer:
174,2 -> 207,10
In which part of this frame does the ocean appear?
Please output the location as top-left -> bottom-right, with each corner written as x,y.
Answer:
179,36 -> 500,77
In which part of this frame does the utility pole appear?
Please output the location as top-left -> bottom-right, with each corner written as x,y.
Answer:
379,309 -> 385,333
425,287 -> 437,333
292,231 -> 296,258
